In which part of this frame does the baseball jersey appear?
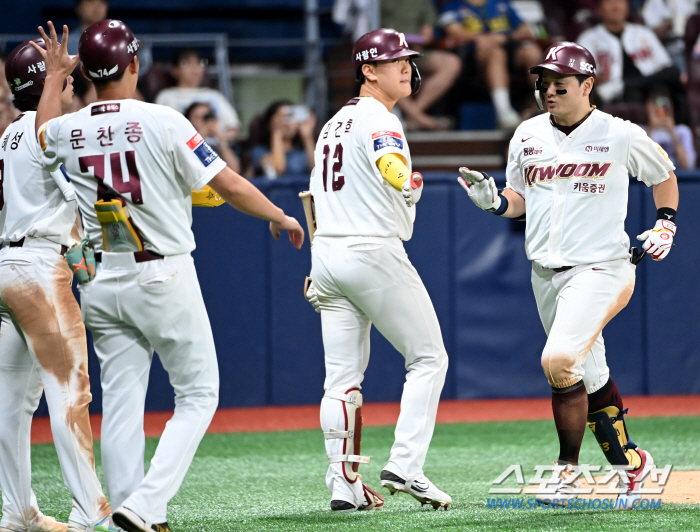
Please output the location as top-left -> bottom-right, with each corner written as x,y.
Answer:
310,97 -> 415,240
39,100 -> 226,255
506,109 -> 675,268
0,112 -> 78,247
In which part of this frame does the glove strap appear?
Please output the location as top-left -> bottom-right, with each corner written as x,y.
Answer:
490,193 -> 509,216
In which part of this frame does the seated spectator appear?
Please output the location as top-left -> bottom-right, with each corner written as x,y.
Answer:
252,100 -> 316,179
381,0 -> 462,130
68,0 -> 109,55
439,0 -> 541,129
540,0 -> 598,42
155,48 -> 241,141
577,0 -> 682,105
644,86 -> 696,169
184,102 -> 241,173
641,0 -> 697,77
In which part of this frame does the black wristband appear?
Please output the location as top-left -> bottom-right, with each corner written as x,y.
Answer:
656,207 -> 676,223
491,193 -> 509,216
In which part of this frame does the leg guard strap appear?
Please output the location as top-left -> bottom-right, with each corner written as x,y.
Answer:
324,428 -> 353,440
328,454 -> 371,465
587,407 -> 632,466
324,390 -> 363,406
323,389 -> 365,482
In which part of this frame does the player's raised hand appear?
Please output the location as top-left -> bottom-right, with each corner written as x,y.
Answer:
457,167 -> 502,213
637,219 -> 676,261
270,215 -> 305,249
31,21 -> 79,79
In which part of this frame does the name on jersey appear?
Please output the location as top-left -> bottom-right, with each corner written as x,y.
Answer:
187,133 -> 219,167
92,103 -> 121,115
585,145 -> 609,153
373,131 -> 404,152
523,162 -> 612,187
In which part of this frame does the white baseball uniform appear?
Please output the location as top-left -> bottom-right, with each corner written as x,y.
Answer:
310,96 -> 448,504
505,109 -> 674,391
39,99 -> 226,526
0,111 -> 111,530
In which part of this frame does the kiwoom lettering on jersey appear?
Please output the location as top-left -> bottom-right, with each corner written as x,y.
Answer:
91,103 -> 121,115
523,162 -> 613,187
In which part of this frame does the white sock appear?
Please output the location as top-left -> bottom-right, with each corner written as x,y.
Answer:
491,88 -> 514,114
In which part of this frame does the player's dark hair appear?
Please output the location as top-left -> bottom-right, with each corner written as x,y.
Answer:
12,94 -> 41,112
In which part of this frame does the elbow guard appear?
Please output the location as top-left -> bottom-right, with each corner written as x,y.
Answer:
377,153 -> 410,191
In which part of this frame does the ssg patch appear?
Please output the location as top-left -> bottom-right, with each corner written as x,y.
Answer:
187,133 -> 219,167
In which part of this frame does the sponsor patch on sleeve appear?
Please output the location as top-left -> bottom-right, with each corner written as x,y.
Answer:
371,130 -> 402,140
373,134 -> 404,152
186,132 -> 219,167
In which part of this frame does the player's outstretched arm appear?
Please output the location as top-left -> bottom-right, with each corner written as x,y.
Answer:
637,170 -> 679,261
31,21 -> 80,134
208,167 -> 304,249
457,168 -> 525,218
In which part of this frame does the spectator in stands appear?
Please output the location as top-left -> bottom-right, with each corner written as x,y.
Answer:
184,102 -> 241,173
439,0 -> 541,129
541,0 -> 598,42
252,100 -> 316,179
577,0 -> 682,105
644,86 -> 696,169
381,0 -> 462,130
155,48 -> 241,142
641,0 -> 698,77
68,0 -> 109,55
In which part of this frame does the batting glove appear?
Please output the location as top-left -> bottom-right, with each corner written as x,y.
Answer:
637,219 -> 676,261
303,276 -> 321,313
401,172 -> 423,207
457,168 -> 502,213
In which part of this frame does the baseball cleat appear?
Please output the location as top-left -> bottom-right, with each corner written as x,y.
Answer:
534,462 -> 580,507
380,470 -> 452,510
331,483 -> 385,512
150,524 -> 171,532
112,507 -> 150,532
616,449 -> 654,510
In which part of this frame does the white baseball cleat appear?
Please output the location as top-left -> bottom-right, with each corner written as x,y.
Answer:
534,462 -> 580,507
380,470 -> 452,510
616,449 -> 654,510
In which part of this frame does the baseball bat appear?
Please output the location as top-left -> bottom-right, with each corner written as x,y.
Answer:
299,191 -> 316,244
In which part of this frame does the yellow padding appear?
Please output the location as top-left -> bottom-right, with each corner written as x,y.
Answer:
94,199 -> 143,252
192,185 -> 226,207
377,153 -> 410,191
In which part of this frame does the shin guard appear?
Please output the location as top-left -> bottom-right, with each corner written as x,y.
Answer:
324,389 -> 369,482
586,406 -> 637,466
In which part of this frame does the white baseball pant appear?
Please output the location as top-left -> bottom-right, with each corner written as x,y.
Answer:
531,258 -> 636,393
78,252 -> 218,526
0,239 -> 109,529
311,236 -> 448,502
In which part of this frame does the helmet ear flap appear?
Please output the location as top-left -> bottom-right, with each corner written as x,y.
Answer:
534,75 -> 545,111
410,59 -> 421,95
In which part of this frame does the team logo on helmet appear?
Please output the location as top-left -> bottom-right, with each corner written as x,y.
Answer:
127,38 -> 140,54
89,64 -> 119,79
546,44 -> 566,61
108,20 -> 121,28
398,32 -> 408,48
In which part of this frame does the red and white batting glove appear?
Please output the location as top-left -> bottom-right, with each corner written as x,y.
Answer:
457,167 -> 502,212
637,219 -> 676,261
401,172 -> 423,207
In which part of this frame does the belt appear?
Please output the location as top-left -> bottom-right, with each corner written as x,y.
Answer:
552,266 -> 573,273
8,237 -> 68,255
94,250 -> 164,263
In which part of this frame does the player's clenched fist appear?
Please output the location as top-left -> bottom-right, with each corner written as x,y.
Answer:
637,219 -> 676,261
457,168 -> 502,213
401,172 -> 423,207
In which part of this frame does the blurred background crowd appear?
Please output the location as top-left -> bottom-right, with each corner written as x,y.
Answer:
2,0 -> 700,176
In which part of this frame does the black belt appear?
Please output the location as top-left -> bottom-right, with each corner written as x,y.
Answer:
94,250 -> 164,263
552,266 -> 573,273
8,237 -> 68,255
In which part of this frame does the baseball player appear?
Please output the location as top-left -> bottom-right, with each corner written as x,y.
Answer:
457,42 -> 678,507
305,28 -> 451,511
32,21 -> 303,532
0,39 -> 117,532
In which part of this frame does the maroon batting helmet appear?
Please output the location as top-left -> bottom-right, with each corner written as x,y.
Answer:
353,28 -> 422,95
79,19 -> 142,81
529,42 -> 596,78
4,39 -> 51,96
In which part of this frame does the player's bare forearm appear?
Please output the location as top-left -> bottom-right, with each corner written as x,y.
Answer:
652,171 -> 679,210
209,167 -> 286,223
501,188 -> 526,218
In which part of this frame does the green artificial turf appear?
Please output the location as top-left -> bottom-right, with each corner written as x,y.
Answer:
16,416 -> 700,531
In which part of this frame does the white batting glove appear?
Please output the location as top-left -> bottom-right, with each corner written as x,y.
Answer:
401,172 -> 423,207
457,167 -> 502,212
303,276 -> 321,313
637,219 -> 676,261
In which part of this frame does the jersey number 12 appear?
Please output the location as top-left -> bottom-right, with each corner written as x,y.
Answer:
321,143 -> 345,192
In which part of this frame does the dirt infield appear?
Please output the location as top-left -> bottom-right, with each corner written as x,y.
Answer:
30,394 -> 700,445
577,470 -> 700,504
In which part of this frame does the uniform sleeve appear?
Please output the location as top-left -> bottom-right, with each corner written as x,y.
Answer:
627,122 -> 675,186
164,109 -> 227,191
38,117 -> 65,173
365,112 -> 408,167
50,164 -> 77,201
505,136 -> 525,196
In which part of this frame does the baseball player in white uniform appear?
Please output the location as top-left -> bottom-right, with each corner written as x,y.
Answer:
32,21 -> 304,532
458,42 -> 678,507
305,29 -> 451,511
0,40 -> 116,532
